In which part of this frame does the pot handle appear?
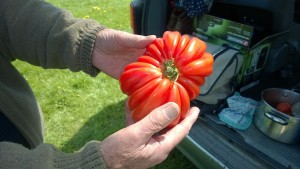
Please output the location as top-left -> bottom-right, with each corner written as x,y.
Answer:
265,111 -> 289,125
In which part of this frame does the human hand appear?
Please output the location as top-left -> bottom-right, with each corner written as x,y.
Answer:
92,29 -> 156,79
99,102 -> 200,169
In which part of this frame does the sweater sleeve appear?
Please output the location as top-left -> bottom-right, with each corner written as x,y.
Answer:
0,141 -> 107,169
0,0 -> 105,76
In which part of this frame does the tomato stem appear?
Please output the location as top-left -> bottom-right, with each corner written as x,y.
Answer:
163,59 -> 179,81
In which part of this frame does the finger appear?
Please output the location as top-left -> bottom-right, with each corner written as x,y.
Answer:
159,106 -> 200,151
121,32 -> 156,49
134,102 -> 180,139
125,99 -> 135,126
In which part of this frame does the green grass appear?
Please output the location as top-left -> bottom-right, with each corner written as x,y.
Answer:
13,0 -> 196,168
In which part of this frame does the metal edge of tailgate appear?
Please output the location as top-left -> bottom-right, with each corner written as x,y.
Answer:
176,113 -> 280,169
176,135 -> 227,169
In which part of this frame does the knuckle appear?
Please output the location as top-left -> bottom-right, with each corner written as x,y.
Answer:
149,114 -> 165,130
177,123 -> 190,135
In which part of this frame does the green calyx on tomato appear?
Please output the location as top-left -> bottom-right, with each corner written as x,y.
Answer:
163,59 -> 179,81
119,31 -> 214,128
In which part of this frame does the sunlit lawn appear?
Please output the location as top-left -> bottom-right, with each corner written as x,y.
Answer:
13,0 -> 196,168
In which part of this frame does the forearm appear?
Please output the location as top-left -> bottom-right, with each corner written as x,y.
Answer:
0,141 -> 107,169
0,0 -> 105,76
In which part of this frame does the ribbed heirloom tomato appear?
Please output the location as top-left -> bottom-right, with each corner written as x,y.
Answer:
119,31 -> 214,127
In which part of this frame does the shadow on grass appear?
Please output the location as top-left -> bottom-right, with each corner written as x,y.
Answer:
61,99 -> 196,169
61,99 -> 126,152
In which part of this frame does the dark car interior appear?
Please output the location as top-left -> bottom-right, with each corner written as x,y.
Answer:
130,0 -> 300,168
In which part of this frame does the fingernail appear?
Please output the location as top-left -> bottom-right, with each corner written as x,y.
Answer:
191,107 -> 200,117
164,102 -> 180,120
147,35 -> 156,39
191,106 -> 200,114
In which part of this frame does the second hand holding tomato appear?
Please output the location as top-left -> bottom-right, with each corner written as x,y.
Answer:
120,31 -> 214,128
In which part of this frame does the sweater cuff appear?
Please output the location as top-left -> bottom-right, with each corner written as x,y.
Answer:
79,22 -> 106,77
54,141 -> 107,168
79,141 -> 107,168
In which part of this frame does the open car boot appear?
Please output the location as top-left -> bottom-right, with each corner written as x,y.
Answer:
166,8 -> 194,34
167,0 -> 214,34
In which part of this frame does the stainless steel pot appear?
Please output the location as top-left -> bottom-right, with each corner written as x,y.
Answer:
254,88 -> 300,144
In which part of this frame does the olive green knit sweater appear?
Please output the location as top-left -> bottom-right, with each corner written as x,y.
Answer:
0,0 -> 107,168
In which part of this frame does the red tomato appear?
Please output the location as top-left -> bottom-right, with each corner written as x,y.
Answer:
275,102 -> 292,115
119,31 -> 214,127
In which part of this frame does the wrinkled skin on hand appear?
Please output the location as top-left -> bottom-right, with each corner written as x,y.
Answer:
99,102 -> 199,169
92,29 -> 156,79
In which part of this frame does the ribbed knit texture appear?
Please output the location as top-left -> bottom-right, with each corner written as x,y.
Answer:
78,23 -> 104,76
0,141 -> 107,169
0,0 -> 107,168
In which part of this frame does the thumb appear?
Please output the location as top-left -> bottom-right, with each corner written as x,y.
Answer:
135,102 -> 180,139
123,34 -> 156,49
